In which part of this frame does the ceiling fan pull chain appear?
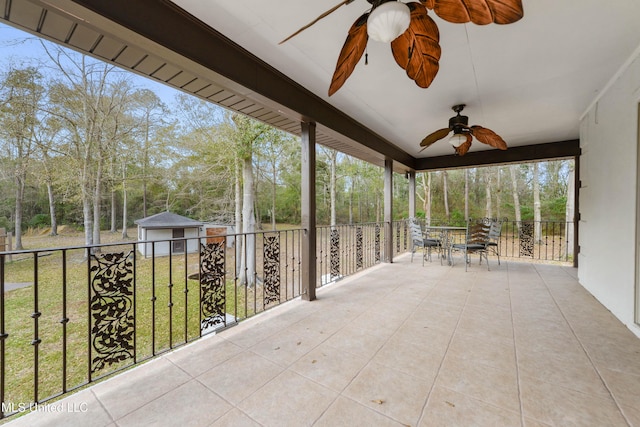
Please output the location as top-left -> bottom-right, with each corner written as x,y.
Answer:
365,50 -> 369,65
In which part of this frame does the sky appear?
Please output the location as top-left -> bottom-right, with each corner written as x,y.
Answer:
0,22 -> 181,106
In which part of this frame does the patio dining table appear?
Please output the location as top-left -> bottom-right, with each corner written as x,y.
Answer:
424,225 -> 467,265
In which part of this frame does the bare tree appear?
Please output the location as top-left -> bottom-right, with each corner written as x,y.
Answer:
0,67 -> 44,249
510,165 -> 522,228
443,171 -> 450,222
533,162 -> 542,242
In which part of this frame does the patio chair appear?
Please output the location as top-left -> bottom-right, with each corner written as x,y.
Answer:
486,219 -> 503,265
452,222 -> 491,271
409,220 -> 442,265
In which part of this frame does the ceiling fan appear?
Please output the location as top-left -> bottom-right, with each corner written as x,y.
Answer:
280,0 -> 523,96
420,104 -> 507,156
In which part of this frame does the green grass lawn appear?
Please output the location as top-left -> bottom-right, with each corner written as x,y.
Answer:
1,230 -> 275,408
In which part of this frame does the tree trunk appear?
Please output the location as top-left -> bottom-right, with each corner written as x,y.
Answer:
240,155 -> 256,287
510,165 -> 522,228
485,169 -> 492,219
235,159 -> 242,276
330,150 -> 337,227
496,168 -> 502,219
565,163 -> 575,257
271,163 -> 277,231
533,162 -> 542,243
464,169 -> 469,222
110,187 -> 117,233
443,171 -> 450,223
121,162 -> 128,239
14,175 -> 24,250
93,156 -> 103,247
47,181 -> 57,236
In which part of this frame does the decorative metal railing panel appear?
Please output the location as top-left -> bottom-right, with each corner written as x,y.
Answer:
519,222 -> 535,257
263,234 -> 280,306
356,227 -> 363,269
374,224 -> 381,262
0,219 -> 573,420
89,251 -> 135,375
330,228 -> 340,277
200,241 -> 226,333
316,223 -> 385,286
0,228 -> 304,419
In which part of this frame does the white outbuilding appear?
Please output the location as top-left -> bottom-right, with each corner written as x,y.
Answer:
135,212 -> 203,257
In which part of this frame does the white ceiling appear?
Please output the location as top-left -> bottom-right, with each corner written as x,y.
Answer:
170,0 -> 640,158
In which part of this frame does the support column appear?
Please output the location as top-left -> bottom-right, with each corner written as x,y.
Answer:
384,158 -> 393,263
574,153 -> 580,268
301,122 -> 316,301
408,170 -> 416,219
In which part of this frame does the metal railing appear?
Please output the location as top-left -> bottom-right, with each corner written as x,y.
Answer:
0,222 -> 404,419
0,229 -> 308,419
490,220 -> 575,263
413,218 -> 575,263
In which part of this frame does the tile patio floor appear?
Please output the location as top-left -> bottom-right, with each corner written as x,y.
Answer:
5,254 -> 640,426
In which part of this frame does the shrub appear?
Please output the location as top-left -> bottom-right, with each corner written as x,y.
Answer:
28,213 -> 50,228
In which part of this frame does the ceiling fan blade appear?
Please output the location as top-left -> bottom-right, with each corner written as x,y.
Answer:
391,3 -> 441,89
279,0 -> 356,45
420,127 -> 451,148
454,135 -> 473,155
470,125 -> 508,149
419,0 -> 435,8
428,0 -> 523,25
328,13 -> 369,96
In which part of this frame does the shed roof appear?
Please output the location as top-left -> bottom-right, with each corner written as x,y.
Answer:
134,212 -> 203,229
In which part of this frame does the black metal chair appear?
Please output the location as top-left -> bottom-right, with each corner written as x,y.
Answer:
409,220 -> 442,265
452,222 -> 491,271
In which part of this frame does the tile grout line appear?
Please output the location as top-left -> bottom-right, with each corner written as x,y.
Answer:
416,265 -> 479,426
506,261 -> 526,427
309,263 -> 448,426
89,388 -> 116,426
531,264 -> 633,427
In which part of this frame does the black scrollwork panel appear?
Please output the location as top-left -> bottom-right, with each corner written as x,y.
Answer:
396,224 -> 400,253
264,234 -> 280,306
90,251 -> 134,373
375,224 -> 381,262
330,229 -> 340,277
403,222 -> 408,251
200,241 -> 226,333
356,227 -> 363,269
520,222 -> 534,257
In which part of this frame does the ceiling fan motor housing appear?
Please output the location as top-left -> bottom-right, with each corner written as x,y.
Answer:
449,113 -> 468,134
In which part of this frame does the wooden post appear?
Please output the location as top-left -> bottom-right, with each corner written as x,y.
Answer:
384,159 -> 393,263
301,121 -> 317,301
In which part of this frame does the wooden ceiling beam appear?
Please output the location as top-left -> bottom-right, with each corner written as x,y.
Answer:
415,139 -> 580,171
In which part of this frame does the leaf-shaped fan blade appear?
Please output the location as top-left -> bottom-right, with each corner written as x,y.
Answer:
470,125 -> 507,150
391,3 -> 441,89
328,13 -> 369,96
454,134 -> 473,156
420,127 -> 450,149
419,0 -> 435,8
430,0 -> 523,25
279,0 -> 356,44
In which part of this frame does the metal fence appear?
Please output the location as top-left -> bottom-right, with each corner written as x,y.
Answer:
0,229 -> 309,419
0,222 -> 405,419
0,218 -> 572,418
413,218 -> 575,263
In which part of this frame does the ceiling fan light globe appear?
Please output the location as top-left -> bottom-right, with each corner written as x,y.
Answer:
449,133 -> 466,148
367,1 -> 411,43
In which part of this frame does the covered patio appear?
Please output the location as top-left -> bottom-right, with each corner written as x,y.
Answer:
1,1 -> 640,425
8,257 -> 639,426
